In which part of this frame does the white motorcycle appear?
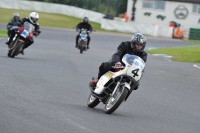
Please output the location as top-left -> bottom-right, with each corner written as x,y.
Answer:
87,54 -> 145,114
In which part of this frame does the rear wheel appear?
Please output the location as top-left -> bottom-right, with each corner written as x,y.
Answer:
87,93 -> 100,108
10,41 -> 23,58
104,85 -> 129,114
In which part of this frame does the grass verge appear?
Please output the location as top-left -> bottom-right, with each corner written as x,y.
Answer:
0,8 -> 130,34
0,30 -> 7,37
1,8 -> 200,63
147,45 -> 200,63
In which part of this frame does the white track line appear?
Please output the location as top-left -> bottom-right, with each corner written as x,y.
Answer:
193,64 -> 200,69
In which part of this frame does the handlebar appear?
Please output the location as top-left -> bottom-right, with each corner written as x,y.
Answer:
112,66 -> 125,69
76,29 -> 92,33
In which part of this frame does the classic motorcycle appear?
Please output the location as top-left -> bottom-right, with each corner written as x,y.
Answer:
77,28 -> 89,54
7,22 -> 40,58
87,54 -> 145,114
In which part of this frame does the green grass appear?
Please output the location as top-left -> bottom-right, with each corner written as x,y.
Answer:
0,8 -> 128,34
147,45 -> 200,63
0,30 -> 7,37
1,8 -> 200,63
0,7 -> 133,37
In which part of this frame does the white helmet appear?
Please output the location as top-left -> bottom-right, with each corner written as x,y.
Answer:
29,12 -> 39,24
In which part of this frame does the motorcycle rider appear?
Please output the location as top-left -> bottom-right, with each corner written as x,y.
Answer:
89,33 -> 148,90
7,13 -> 21,37
75,17 -> 93,49
5,12 -> 41,55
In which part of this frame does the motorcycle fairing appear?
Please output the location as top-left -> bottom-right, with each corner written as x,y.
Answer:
94,69 -> 127,95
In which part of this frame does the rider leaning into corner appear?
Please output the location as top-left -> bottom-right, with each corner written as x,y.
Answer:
5,12 -> 41,55
89,33 -> 148,91
7,12 -> 21,37
75,17 -> 93,49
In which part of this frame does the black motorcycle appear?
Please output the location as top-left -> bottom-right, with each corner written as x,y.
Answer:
77,28 -> 90,54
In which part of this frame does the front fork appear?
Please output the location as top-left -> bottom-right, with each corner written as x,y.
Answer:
111,76 -> 132,100
111,76 -> 123,97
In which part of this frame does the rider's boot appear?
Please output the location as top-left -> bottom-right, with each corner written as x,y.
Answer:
20,49 -> 24,55
89,77 -> 98,88
5,30 -> 15,46
5,41 -> 11,46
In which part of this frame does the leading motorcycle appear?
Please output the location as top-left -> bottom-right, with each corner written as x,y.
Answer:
87,54 -> 145,114
7,22 -> 40,58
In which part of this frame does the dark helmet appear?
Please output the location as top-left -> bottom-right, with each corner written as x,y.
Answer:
131,33 -> 146,53
83,17 -> 89,23
13,13 -> 20,21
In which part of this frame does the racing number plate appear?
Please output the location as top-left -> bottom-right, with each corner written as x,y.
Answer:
21,30 -> 29,38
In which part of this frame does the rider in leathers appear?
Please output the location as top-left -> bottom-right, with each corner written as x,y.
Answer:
5,12 -> 41,55
7,13 -> 21,37
89,33 -> 147,90
75,17 -> 93,49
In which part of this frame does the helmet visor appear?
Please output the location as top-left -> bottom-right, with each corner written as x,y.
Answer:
14,16 -> 19,21
135,44 -> 143,51
84,18 -> 88,22
31,17 -> 38,23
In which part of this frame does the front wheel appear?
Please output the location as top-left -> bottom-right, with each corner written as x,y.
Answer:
7,40 -> 15,57
104,85 -> 129,114
80,42 -> 83,53
87,93 -> 100,108
10,41 -> 23,58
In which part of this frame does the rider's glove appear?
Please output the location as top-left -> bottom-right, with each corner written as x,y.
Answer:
33,32 -> 39,37
115,62 -> 122,67
33,31 -> 41,37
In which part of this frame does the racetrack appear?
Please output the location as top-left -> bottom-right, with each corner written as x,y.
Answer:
0,26 -> 200,133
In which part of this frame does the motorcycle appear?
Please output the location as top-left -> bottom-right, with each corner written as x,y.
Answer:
77,28 -> 90,54
87,54 -> 145,114
7,22 -> 40,58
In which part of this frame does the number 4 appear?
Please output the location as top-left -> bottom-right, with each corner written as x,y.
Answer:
132,68 -> 139,77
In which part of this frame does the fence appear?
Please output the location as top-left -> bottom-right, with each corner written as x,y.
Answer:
189,28 -> 200,40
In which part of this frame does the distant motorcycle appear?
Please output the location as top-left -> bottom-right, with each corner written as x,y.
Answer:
77,28 -> 90,54
87,54 -> 145,114
7,22 -> 40,58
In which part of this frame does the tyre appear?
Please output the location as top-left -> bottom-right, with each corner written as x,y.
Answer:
80,42 -> 83,53
104,85 -> 129,114
87,93 -> 100,108
10,41 -> 23,58
8,48 -> 13,57
7,41 -> 15,57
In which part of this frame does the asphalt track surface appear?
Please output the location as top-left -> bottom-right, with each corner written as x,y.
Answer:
0,25 -> 200,133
